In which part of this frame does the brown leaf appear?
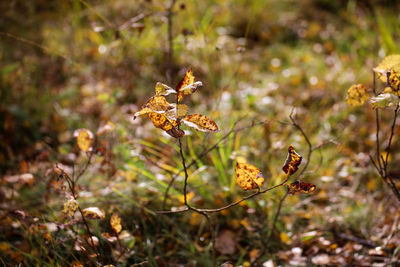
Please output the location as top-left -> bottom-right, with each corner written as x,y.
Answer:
3,173 -> 34,186
282,145 -> 302,175
166,127 -> 185,138
215,230 -> 237,255
287,181 -> 316,195
235,162 -> 264,190
182,114 -> 219,133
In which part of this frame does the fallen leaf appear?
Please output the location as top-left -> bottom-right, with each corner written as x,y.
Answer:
101,232 -> 117,242
311,254 -> 330,265
82,207 -> 105,219
3,173 -> 34,186
215,230 -> 237,255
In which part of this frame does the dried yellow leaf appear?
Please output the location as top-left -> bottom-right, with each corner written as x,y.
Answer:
389,70 -> 400,96
346,84 -> 370,106
74,129 -> 93,151
176,69 -> 202,101
134,96 -> 170,119
72,261 -> 84,267
155,82 -> 176,96
82,207 -> 105,220
182,114 -> 219,133
63,198 -> 79,217
165,103 -> 189,120
110,213 -> 122,234
373,54 -> 400,82
235,162 -> 264,190
133,96 -> 184,138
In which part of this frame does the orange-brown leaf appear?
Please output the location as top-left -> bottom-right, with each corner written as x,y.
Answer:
74,129 -> 93,152
110,213 -> 122,234
235,162 -> 264,190
166,127 -> 185,138
133,96 -> 170,119
176,69 -> 202,101
287,180 -> 316,195
282,145 -> 302,175
182,114 -> 219,133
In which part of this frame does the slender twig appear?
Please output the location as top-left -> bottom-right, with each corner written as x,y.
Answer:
289,110 -> 312,177
179,138 -> 191,207
63,173 -> 100,261
157,174 -> 290,215
166,0 -> 177,83
372,71 -> 384,172
375,109 -> 383,171
370,71 -> 400,202
384,103 -> 399,171
161,118 -> 264,210
74,152 -> 94,183
202,213 -> 216,266
253,190 -> 289,265
0,31 -> 70,62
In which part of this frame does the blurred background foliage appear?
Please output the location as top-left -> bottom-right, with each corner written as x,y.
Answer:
1,0 -> 400,266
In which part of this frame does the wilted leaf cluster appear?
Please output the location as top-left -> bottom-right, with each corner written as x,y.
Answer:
134,70 -> 219,137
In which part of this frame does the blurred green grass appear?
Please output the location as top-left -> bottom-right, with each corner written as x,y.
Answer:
1,0 -> 400,265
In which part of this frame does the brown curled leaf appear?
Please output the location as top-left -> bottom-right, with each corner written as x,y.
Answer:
287,180 -> 316,195
282,145 -> 302,175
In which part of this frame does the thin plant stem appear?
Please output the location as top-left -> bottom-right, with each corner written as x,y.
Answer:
179,138 -> 190,207
166,0 -> 177,83
384,103 -> 399,171
289,110 -> 312,177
